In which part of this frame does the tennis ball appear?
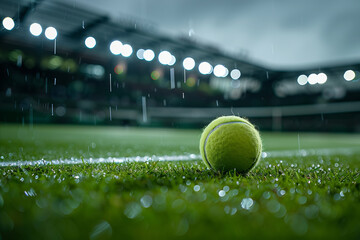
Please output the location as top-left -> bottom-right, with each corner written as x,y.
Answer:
200,116 -> 262,173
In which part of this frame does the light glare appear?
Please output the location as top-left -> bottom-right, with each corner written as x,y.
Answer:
85,36 -> 96,49
110,40 -> 123,55
143,49 -> 155,61
183,57 -> 195,70
214,64 -> 228,77
297,74 -> 308,85
198,62 -> 212,75
344,70 -> 355,81
122,44 -> 133,57
29,23 -> 42,36
2,17 -> 15,30
307,73 -> 318,85
317,73 -> 327,84
45,27 -> 57,40
136,49 -> 145,60
158,51 -> 172,65
230,69 -> 241,80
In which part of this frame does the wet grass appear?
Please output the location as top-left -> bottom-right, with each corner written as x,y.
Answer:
0,124 -> 360,239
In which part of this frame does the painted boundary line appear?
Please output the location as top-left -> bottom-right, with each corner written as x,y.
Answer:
0,147 -> 359,167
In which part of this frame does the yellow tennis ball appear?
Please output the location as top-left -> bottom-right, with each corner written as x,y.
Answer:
200,116 -> 262,173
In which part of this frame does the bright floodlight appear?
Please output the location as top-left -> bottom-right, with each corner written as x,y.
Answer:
317,73 -> 327,84
122,44 -> 133,57
168,55 -> 176,66
85,36 -> 96,49
214,64 -> 228,77
136,49 -> 145,60
29,23 -> 42,36
307,73 -> 318,85
110,40 -> 123,55
344,70 -> 355,81
230,69 -> 241,80
183,57 -> 195,70
198,62 -> 212,75
45,27 -> 57,40
158,51 -> 172,65
143,49 -> 155,61
2,17 -> 15,30
297,74 -> 308,85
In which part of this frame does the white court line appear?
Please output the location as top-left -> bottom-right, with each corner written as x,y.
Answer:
0,147 -> 359,167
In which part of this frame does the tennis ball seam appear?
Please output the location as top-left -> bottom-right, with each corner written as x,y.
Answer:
203,121 -> 248,169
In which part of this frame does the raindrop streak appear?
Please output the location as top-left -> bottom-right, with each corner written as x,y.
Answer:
109,106 -> 112,121
163,99 -> 167,106
266,71 -> 269,79
51,104 -> 54,116
45,78 -> 48,94
109,74 -> 112,92
216,100 -> 219,106
54,39 -> 57,55
54,78 -> 56,85
170,68 -> 175,89
142,96 -> 147,123
230,107 -> 235,115
183,69 -> 186,83
17,55 -> 22,67
29,105 -> 33,129
182,92 -> 185,99
82,20 -> 85,29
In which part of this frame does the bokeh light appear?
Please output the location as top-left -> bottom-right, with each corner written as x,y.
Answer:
85,36 -> 96,49
230,69 -> 241,80
168,55 -> 176,66
29,23 -> 42,36
297,75 -> 308,85
122,44 -> 133,57
307,73 -> 318,85
214,64 -> 228,77
198,62 -> 213,75
344,70 -> 355,81
143,49 -> 155,61
110,40 -> 123,55
2,17 -> 15,30
45,27 -> 57,40
317,73 -> 327,84
114,63 -> 126,75
151,70 -> 162,80
158,51 -> 172,65
183,57 -> 195,71
136,49 -> 145,60
186,77 -> 196,87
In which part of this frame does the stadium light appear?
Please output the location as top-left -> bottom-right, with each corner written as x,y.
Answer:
29,23 -> 42,36
122,44 -> 133,57
158,51 -> 172,65
2,17 -> 15,30
45,27 -> 57,40
110,40 -> 123,55
183,57 -> 195,71
307,73 -> 318,85
168,55 -> 176,66
230,69 -> 241,80
317,73 -> 327,84
344,70 -> 355,81
85,36 -> 96,49
143,49 -> 155,61
136,49 -> 145,60
198,62 -> 213,75
214,64 -> 228,77
297,74 -> 308,85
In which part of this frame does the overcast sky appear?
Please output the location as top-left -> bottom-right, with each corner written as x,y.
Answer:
73,0 -> 360,69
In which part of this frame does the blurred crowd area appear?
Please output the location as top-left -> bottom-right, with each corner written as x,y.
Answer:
1,42 -> 359,132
